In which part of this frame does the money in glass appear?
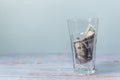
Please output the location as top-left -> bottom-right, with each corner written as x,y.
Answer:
68,18 -> 98,75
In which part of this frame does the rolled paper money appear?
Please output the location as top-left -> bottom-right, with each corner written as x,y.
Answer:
74,24 -> 95,64
74,41 -> 88,63
84,24 -> 95,39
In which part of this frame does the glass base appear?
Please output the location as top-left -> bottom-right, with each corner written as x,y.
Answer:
74,65 -> 95,75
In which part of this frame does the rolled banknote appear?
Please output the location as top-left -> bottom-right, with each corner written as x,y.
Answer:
74,24 -> 95,64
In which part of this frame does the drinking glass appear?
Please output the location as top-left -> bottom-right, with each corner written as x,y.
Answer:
68,18 -> 98,75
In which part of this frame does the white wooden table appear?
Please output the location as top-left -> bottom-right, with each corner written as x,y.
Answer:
0,53 -> 120,80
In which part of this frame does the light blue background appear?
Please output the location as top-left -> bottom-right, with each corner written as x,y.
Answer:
0,0 -> 120,54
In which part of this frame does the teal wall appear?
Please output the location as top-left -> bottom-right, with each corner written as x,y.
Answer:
0,0 -> 120,54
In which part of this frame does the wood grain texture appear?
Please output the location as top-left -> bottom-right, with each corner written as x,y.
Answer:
0,53 -> 120,80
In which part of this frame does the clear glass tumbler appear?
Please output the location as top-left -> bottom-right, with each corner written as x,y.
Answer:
67,18 -> 98,75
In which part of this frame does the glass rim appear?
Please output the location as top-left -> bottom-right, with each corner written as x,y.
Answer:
67,17 -> 99,22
